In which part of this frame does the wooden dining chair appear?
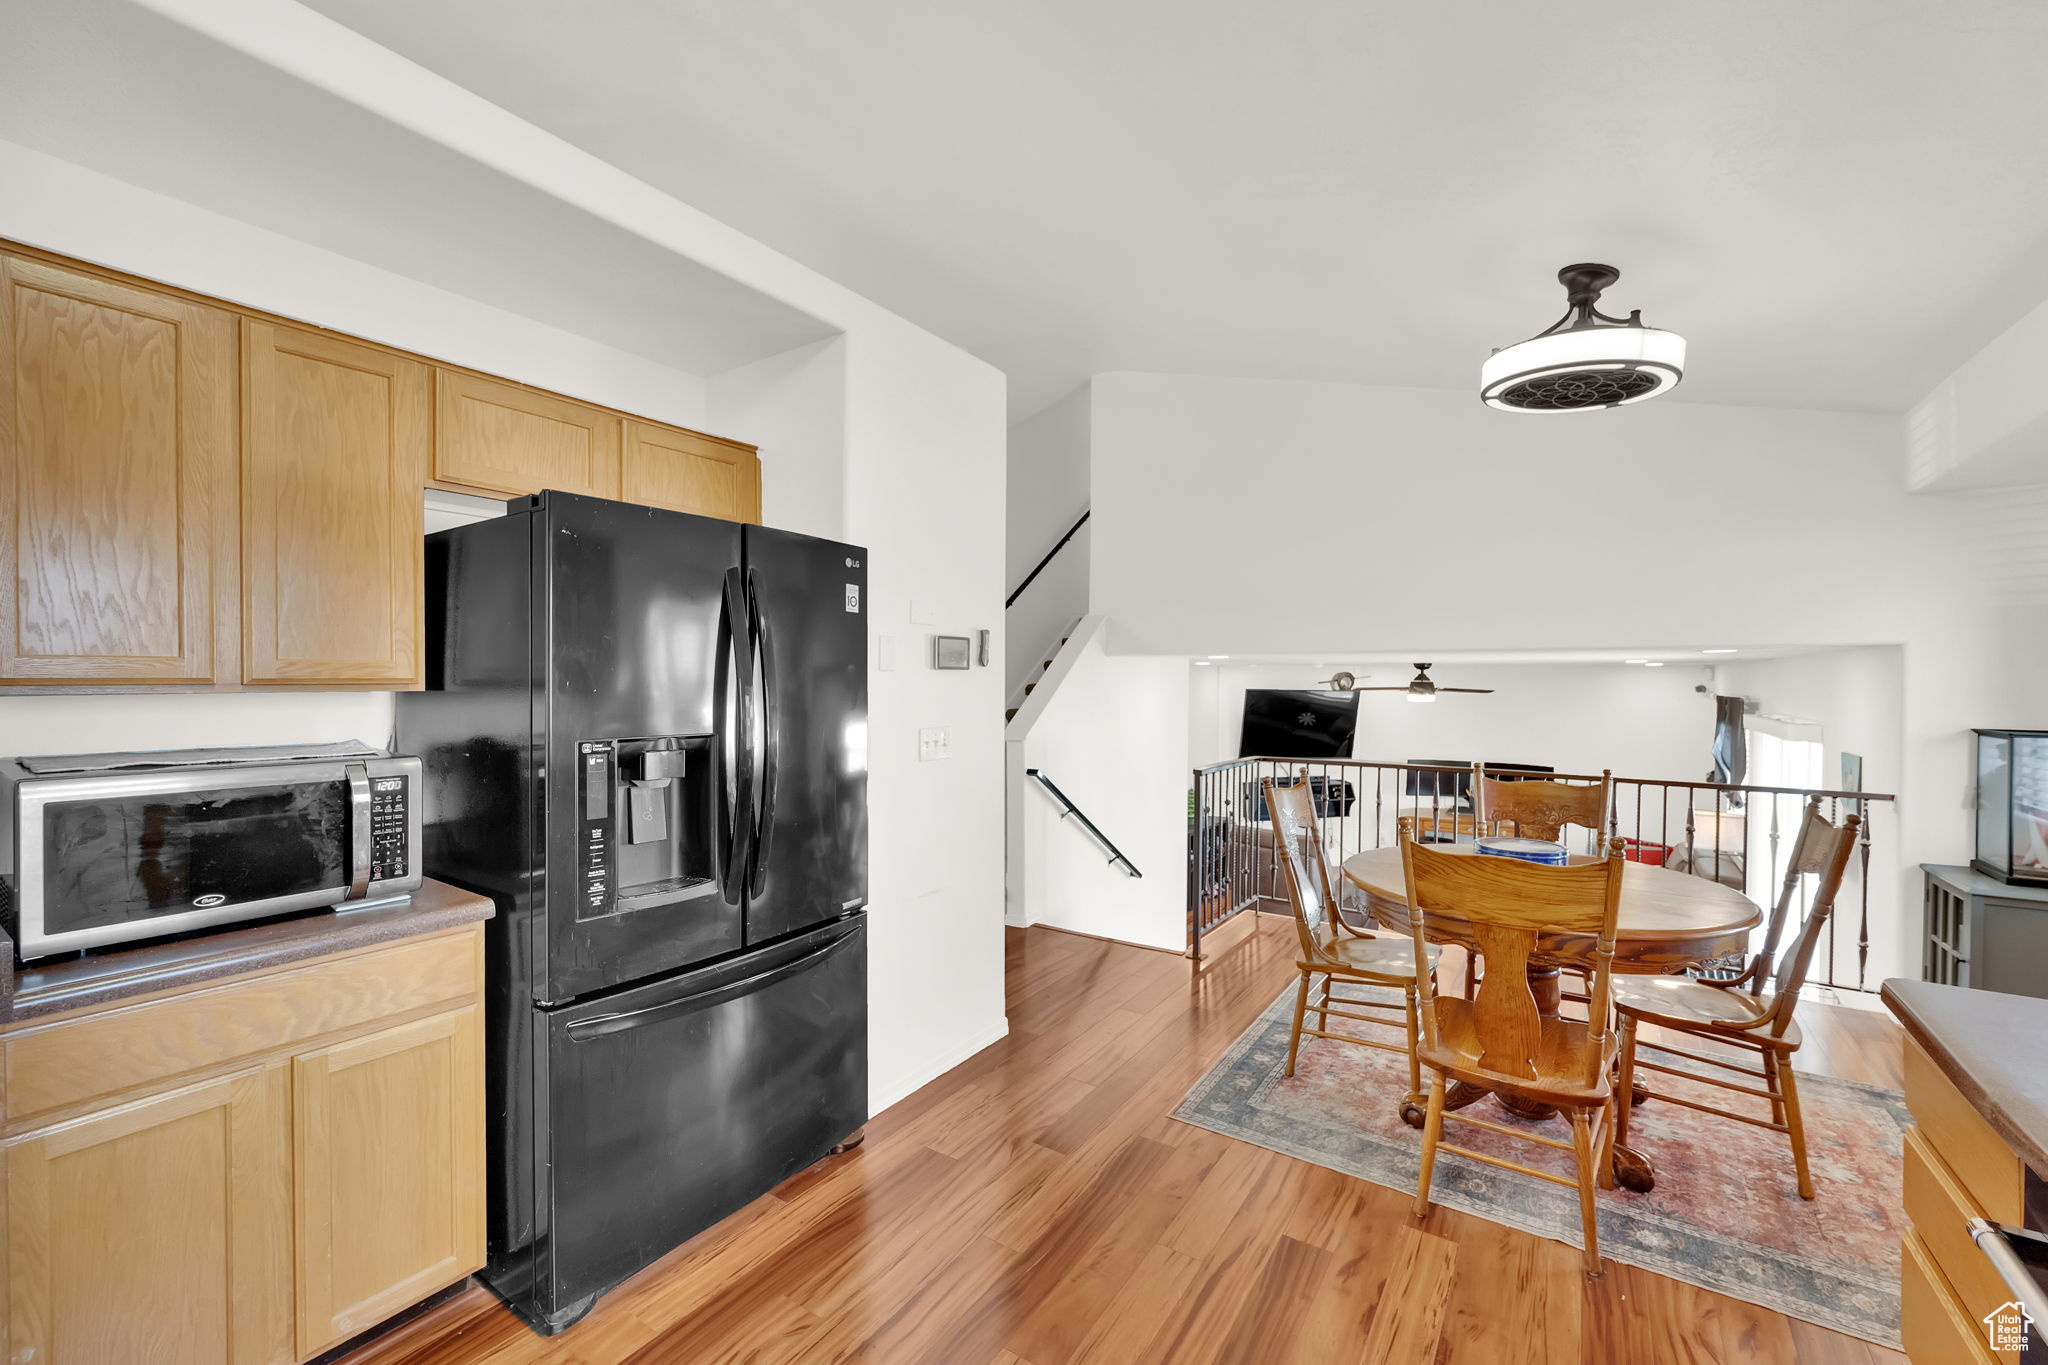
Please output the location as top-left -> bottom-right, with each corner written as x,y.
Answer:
1402,830 -> 1629,1276
1474,765 -> 1613,847
1264,774 -> 1438,1110
1462,765 -> 1614,1002
1611,798 -> 1861,1199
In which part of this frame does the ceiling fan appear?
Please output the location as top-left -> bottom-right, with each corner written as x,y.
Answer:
1319,663 -> 1494,704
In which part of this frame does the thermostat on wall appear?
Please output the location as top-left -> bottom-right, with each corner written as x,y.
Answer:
931,635 -> 972,670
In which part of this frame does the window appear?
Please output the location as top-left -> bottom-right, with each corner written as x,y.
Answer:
1744,715 -> 1825,948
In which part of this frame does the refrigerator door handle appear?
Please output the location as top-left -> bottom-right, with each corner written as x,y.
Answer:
745,566 -> 778,898
563,930 -> 850,1040
720,566 -> 753,906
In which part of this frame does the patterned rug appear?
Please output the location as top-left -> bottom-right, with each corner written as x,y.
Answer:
1173,984 -> 1908,1347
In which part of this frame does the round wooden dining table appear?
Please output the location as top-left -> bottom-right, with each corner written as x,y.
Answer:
1339,844 -> 1761,1188
1339,845 -> 1761,989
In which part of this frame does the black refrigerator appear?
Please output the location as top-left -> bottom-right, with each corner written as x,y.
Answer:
397,491 -> 868,1334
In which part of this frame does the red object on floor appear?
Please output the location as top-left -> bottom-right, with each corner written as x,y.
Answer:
1621,838 -> 1671,865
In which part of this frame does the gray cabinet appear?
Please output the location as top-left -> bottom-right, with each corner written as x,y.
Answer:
1924,864 -> 2048,999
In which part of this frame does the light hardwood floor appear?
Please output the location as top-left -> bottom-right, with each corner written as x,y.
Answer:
343,913 -> 1908,1365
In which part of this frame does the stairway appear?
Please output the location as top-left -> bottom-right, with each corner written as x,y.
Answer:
1006,632 -> 1072,722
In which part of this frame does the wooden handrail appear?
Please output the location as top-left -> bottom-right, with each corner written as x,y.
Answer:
1192,756 -> 1893,804
1006,510 -> 1089,609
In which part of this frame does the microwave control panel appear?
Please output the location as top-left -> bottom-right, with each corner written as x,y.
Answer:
370,775 -> 410,883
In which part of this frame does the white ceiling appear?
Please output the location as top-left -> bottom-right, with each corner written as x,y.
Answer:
297,0 -> 2048,419
0,0 -> 837,377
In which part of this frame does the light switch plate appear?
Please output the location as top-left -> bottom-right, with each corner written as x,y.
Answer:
877,635 -> 895,671
918,727 -> 951,762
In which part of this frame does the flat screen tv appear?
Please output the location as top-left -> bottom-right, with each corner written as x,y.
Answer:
1239,689 -> 1358,759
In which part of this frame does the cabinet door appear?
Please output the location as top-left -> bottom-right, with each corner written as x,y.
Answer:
242,321 -> 427,686
0,255 -> 235,684
621,421 -> 761,523
434,370 -> 620,498
292,1006 -> 484,1357
3,1066 -> 292,1365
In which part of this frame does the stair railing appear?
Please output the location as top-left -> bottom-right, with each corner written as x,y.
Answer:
1027,768 -> 1142,878
1006,510 -> 1089,609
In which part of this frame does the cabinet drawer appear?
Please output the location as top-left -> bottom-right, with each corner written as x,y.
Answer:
2,929 -> 481,1126
1903,1129 -> 2026,1363
1904,1037 -> 2025,1222
1902,1229 -> 2000,1365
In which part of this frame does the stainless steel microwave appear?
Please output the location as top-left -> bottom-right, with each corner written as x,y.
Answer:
0,741 -> 422,960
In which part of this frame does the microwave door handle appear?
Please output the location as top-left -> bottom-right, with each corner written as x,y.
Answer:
344,762 -> 373,900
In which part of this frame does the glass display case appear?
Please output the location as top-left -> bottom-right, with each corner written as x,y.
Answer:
1974,729 -> 2048,884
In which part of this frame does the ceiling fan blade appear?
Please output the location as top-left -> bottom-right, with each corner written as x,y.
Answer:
1439,687 -> 1495,693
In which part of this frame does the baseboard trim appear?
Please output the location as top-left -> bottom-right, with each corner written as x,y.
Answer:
870,1015 -> 1010,1115
1027,921 -> 1188,956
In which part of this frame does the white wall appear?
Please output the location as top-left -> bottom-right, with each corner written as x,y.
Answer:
1086,371 -> 2048,990
0,3 -> 1009,1115
707,336 -> 849,543
1009,618 -> 1189,950
1005,384 -> 1092,698
1195,662 -> 1717,780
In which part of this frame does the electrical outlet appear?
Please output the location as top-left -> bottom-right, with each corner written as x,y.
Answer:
918,727 -> 951,762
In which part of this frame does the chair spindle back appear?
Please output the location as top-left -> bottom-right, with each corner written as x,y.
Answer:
1747,796 -> 1858,998
1764,807 -> 1862,1032
1264,772 -> 1342,966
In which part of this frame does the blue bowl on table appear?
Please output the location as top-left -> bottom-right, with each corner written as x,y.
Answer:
1473,836 -> 1569,866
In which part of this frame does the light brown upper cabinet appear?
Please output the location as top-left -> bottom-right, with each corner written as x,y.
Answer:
433,370 -> 621,500
622,421 -> 762,524
242,321 -> 428,688
0,254 -> 236,685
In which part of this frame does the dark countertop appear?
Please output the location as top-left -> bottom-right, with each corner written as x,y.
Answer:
1883,976 -> 2048,1181
1922,862 -> 2048,905
1,878 -> 494,1025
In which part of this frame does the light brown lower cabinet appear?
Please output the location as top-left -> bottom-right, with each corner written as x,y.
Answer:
3,1066 -> 294,1365
293,1007 -> 484,1357
1898,1036 -> 2026,1364
0,926 -> 485,1365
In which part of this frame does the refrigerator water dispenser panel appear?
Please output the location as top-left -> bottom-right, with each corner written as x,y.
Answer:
576,735 -> 717,920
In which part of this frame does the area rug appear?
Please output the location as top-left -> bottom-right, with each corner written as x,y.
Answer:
1173,984 -> 1908,1347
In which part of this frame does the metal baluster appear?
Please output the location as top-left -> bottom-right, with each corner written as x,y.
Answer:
1857,809 -> 1873,990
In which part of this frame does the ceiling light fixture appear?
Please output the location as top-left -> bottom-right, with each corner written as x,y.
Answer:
1624,658 -> 1649,665
1644,661 -> 1666,668
1481,264 -> 1685,413
1701,648 -> 1737,655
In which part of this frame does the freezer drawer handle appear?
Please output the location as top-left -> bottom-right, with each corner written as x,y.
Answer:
564,932 -> 852,1041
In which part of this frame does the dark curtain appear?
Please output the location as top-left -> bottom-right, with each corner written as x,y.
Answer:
1711,695 -> 1747,787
